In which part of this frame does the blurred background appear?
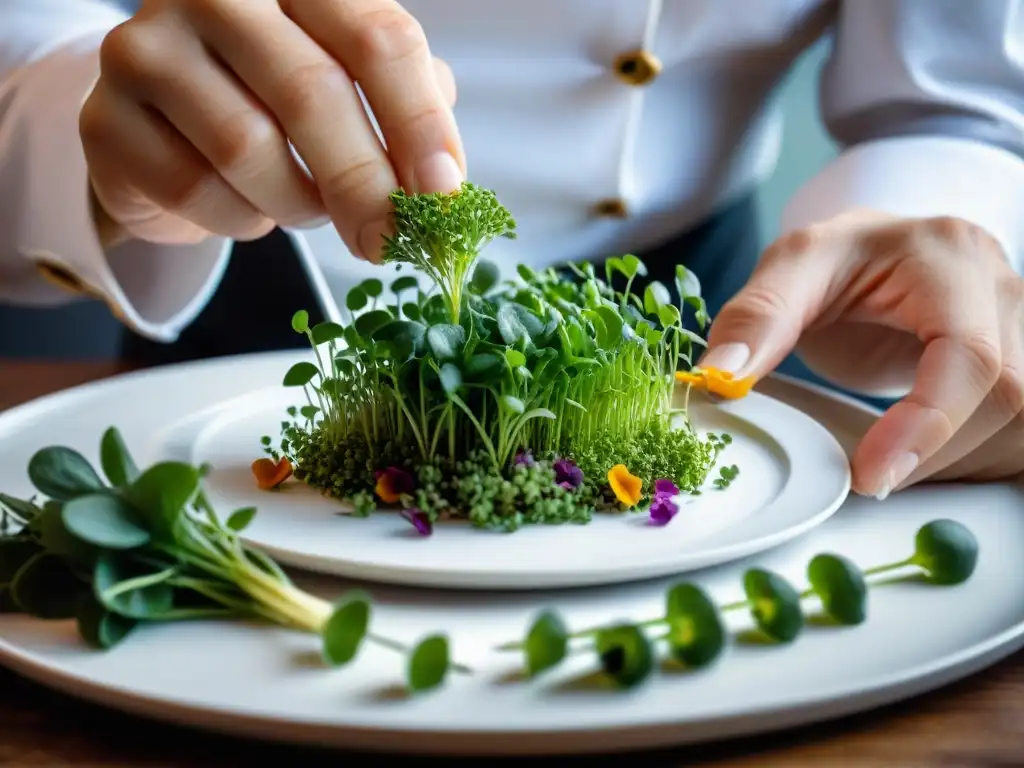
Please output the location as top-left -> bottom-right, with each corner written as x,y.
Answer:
0,38 -> 838,360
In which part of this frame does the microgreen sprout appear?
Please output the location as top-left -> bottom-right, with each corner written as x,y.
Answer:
0,428 -> 463,693
265,182 -> 732,530
498,519 -> 979,688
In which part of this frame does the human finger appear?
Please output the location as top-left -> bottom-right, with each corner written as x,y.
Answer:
282,0 -> 465,194
184,0 -> 399,261
700,229 -> 838,378
102,12 -> 327,230
850,272 -> 1003,499
81,77 -> 274,243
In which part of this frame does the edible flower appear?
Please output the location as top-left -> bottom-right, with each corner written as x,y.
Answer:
608,464 -> 642,508
513,449 -> 535,468
675,366 -> 755,400
251,457 -> 292,490
374,466 -> 415,504
553,458 -> 584,490
648,477 -> 681,526
401,507 -> 433,536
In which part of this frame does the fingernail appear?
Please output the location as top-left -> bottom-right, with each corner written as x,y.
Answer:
700,342 -> 751,375
874,451 -> 919,501
358,218 -> 391,263
293,214 -> 331,231
413,151 -> 463,193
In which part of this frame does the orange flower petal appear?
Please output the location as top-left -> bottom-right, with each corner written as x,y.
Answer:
607,463 -> 643,508
252,457 -> 293,490
676,366 -> 755,400
375,475 -> 402,504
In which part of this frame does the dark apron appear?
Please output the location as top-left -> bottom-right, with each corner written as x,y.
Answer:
116,194 -> 859,402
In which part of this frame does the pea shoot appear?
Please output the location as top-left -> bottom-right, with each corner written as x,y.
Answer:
498,519 -> 979,688
265,182 -> 733,530
0,428 -> 463,694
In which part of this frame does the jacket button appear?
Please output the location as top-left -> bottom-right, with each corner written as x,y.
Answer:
593,198 -> 629,218
613,49 -> 662,86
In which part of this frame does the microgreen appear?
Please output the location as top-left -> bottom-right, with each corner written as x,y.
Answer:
265,182 -> 731,530
498,519 -> 979,688
0,428 -> 460,694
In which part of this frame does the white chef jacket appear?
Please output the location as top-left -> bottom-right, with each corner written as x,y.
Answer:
2,0 -> 1023,342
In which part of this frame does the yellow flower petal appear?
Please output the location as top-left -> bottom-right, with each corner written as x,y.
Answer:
676,366 -> 755,400
607,463 -> 643,508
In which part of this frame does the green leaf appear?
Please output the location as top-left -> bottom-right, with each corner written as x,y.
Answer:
93,555 -> 175,619
62,493 -> 151,550
501,395 -> 525,415
742,568 -> 804,643
322,590 -> 371,666
125,462 -> 201,537
665,582 -> 727,667
99,427 -> 139,488
35,501 -> 99,567
806,553 -> 867,625
10,553 -> 82,619
912,519 -> 979,585
391,276 -> 418,296
27,446 -> 105,502
594,306 -> 624,345
439,363 -> 463,396
0,538 -> 44,584
523,610 -> 568,676
622,254 -> 647,278
675,265 -> 701,299
595,623 -> 654,688
345,288 -> 367,312
226,507 -> 257,532
469,260 -> 501,295
643,281 -> 672,317
657,304 -> 681,328
359,278 -> 383,299
426,323 -> 466,362
504,349 -> 526,368
282,361 -> 319,387
401,302 -> 422,322
300,404 -> 320,421
0,493 -> 42,523
497,303 -> 543,348
75,591 -> 136,650
465,352 -> 503,378
371,320 -> 427,361
310,321 -> 345,346
291,310 -> 310,333
354,309 -> 394,339
407,634 -> 450,692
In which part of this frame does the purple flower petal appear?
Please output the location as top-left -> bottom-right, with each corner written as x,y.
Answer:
513,449 -> 535,468
648,495 -> 678,526
400,507 -> 432,536
553,458 -> 584,489
653,478 -> 679,499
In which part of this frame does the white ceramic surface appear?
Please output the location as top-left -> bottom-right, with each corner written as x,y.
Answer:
182,381 -> 851,589
0,353 -> 1020,757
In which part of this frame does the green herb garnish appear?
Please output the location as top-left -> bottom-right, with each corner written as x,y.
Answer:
0,429 -> 461,693
498,519 -> 979,687
264,182 -> 728,529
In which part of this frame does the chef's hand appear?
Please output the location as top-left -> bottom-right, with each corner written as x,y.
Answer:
700,210 -> 1024,498
80,0 -> 463,261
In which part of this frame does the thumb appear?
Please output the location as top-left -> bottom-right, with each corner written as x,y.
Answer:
699,231 -> 837,380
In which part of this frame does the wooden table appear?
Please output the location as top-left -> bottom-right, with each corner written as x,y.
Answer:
1,360 -> 1022,767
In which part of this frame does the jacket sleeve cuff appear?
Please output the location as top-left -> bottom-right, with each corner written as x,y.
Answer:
8,31 -> 231,343
781,135 -> 1024,275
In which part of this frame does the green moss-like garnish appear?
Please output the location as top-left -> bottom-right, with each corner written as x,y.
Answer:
263,182 -> 731,528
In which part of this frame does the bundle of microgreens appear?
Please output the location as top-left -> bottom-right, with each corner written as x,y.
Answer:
0,429 -> 459,692
261,182 -> 732,531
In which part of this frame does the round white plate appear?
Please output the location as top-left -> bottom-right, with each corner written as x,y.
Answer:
183,377 -> 851,589
1,354 -> 1020,757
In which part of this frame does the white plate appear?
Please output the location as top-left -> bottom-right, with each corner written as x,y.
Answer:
1,354 -> 1021,757
184,378 -> 851,589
